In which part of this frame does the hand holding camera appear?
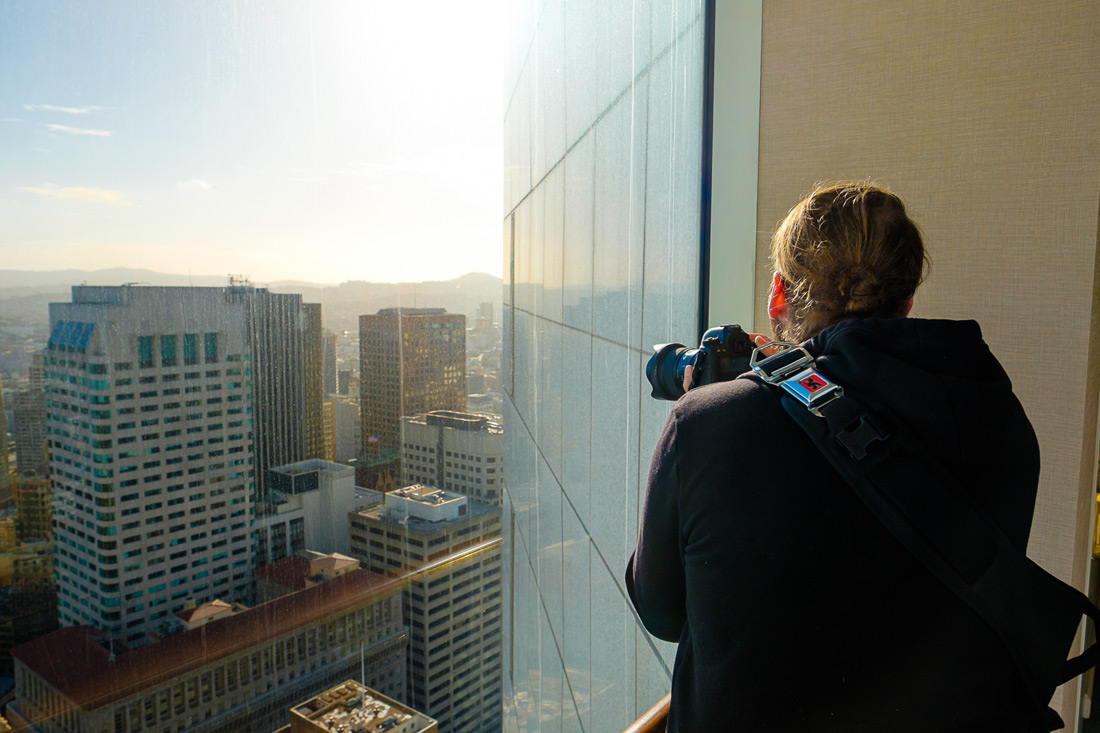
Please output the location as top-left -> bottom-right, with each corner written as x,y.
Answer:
646,324 -> 776,401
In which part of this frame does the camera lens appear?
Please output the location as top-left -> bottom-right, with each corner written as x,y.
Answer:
646,343 -> 695,401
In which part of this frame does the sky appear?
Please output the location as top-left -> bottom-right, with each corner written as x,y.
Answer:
0,1 -> 506,285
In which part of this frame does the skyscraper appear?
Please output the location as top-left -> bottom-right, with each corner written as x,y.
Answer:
401,411 -> 502,507
332,396 -> 361,463
303,303 -> 326,461
0,375 -> 9,502
13,354 -> 48,476
237,283 -> 317,494
348,486 -> 502,733
323,330 -> 339,396
48,285 -> 255,645
11,472 -> 51,543
358,308 -> 466,485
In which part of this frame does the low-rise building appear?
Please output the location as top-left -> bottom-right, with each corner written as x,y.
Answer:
9,567 -> 408,733
281,679 -> 437,733
255,552 -> 361,605
255,460 -> 357,568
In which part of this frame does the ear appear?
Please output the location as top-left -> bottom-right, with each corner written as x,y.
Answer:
903,296 -> 914,316
767,273 -> 789,320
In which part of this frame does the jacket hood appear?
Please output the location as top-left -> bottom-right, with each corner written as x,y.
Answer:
804,318 -> 1033,469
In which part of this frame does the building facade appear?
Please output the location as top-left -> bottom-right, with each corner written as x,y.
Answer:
48,286 -> 256,646
12,471 -> 51,543
257,459 -> 357,562
349,487 -> 502,733
237,284 -> 317,495
332,396 -> 360,464
10,567 -> 407,733
359,308 -> 466,460
401,411 -> 503,507
303,303 -> 326,461
0,540 -> 56,676
0,375 -> 9,500
13,354 -> 48,476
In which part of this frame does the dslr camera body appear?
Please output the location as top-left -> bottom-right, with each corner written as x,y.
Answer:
646,324 -> 757,401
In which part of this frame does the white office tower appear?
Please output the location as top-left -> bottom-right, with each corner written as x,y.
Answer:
400,411 -> 502,507
48,286 -> 254,648
255,459 -> 357,565
349,487 -> 502,733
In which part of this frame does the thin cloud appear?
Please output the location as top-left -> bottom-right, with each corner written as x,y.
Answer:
177,179 -> 215,191
17,185 -> 133,207
0,117 -> 23,123
24,104 -> 108,115
46,123 -> 112,137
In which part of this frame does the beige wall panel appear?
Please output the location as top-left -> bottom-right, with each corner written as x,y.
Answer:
755,0 -> 1100,723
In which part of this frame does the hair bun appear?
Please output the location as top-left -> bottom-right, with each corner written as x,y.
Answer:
835,268 -> 882,314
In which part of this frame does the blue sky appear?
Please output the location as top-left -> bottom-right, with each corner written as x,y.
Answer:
0,1 -> 505,284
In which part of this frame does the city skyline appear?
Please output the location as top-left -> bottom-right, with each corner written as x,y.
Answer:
0,1 -> 505,285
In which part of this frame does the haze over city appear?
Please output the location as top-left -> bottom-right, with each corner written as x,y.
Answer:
0,0 -> 506,285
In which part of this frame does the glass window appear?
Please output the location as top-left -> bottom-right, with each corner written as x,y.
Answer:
204,333 -> 218,364
137,336 -> 154,369
161,335 -> 177,367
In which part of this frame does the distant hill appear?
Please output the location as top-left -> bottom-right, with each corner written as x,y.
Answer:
0,268 -> 229,291
0,269 -> 503,332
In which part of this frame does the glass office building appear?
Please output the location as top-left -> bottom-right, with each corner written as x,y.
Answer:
502,1 -> 710,729
503,1 -> 1100,731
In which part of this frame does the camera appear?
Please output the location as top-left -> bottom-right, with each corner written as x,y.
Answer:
645,324 -> 757,401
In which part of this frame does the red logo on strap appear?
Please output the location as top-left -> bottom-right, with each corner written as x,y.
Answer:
799,375 -> 827,393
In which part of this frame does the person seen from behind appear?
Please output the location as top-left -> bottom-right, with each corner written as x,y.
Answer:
627,181 -> 1040,731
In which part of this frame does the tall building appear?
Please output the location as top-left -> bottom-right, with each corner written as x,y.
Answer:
333,396 -> 362,464
322,398 -> 336,462
475,302 -> 493,329
322,330 -> 338,396
359,308 -> 466,461
0,540 -> 56,677
9,566 -> 407,733
349,486 -> 502,733
303,303 -> 326,461
47,286 -> 256,646
238,284 -> 317,494
13,354 -> 48,476
401,411 -> 502,507
12,472 -> 51,542
0,375 -> 9,501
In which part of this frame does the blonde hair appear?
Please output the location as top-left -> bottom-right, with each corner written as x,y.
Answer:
770,181 -> 929,342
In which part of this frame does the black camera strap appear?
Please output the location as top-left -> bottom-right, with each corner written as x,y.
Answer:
752,346 -> 1100,733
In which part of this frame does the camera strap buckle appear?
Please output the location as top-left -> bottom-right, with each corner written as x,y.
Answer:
777,366 -> 844,417
750,343 -> 843,417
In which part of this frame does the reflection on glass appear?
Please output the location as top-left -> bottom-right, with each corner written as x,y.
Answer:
502,0 -> 705,730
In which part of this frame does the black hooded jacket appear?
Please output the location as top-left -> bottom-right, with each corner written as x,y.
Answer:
626,318 -> 1039,732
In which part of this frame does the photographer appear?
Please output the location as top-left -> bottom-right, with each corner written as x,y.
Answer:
627,182 -> 1040,731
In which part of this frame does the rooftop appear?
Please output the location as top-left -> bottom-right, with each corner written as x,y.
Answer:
289,679 -> 437,733
175,599 -> 240,626
271,459 -> 355,479
356,489 -> 499,534
404,410 -> 502,434
13,568 -> 399,711
373,307 -> 447,316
